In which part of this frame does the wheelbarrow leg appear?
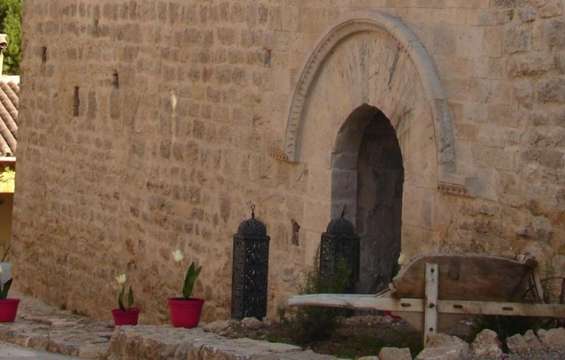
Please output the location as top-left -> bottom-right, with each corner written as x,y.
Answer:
424,263 -> 438,347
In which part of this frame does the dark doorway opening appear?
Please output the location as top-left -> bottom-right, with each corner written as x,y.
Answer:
332,104 -> 404,293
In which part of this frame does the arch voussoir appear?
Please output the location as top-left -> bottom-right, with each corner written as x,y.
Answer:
282,11 -> 460,186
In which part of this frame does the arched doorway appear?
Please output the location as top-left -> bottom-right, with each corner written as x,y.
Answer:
332,104 -> 404,293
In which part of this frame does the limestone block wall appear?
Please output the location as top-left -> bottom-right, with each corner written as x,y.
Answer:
12,0 -> 565,322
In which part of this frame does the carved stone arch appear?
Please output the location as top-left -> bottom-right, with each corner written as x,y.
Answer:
283,11 -> 460,186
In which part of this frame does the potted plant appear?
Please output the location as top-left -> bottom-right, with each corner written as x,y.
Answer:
111,273 -> 140,326
0,266 -> 18,322
168,249 -> 203,328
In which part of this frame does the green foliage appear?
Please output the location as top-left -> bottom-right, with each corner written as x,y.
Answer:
0,166 -> 15,192
279,252 -> 351,345
0,278 -> 11,299
0,0 -> 21,74
118,285 -> 134,311
182,262 -> 202,299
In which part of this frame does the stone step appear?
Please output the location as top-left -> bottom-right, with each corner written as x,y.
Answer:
106,325 -> 335,360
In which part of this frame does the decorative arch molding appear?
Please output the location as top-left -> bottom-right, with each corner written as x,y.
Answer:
282,11 -> 463,188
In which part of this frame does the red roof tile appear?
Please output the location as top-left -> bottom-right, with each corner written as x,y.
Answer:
0,80 -> 18,157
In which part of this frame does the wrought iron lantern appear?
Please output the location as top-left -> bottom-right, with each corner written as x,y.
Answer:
320,210 -> 360,291
231,206 -> 270,320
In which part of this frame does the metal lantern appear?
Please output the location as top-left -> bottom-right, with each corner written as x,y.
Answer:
231,206 -> 270,320
320,211 -> 360,291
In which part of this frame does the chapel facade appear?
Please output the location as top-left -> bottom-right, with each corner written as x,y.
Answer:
11,0 -> 565,322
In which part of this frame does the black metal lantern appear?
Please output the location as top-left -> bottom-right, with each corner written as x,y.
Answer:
231,206 -> 270,320
320,211 -> 360,291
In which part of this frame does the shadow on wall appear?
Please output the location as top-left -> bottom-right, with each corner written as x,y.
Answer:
0,193 -> 12,254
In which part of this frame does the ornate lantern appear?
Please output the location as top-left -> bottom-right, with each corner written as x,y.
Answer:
231,206 -> 270,320
320,211 -> 360,291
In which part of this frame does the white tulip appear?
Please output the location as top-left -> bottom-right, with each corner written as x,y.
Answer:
398,253 -> 407,266
172,249 -> 184,263
115,274 -> 127,285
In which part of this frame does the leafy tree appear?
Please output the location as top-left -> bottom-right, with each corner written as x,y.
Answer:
0,0 -> 21,75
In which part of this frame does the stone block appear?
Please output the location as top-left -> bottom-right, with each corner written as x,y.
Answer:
537,327 -> 565,350
504,25 -> 532,54
416,334 -> 469,360
508,53 -> 554,78
506,329 -> 544,354
537,78 -> 565,103
241,317 -> 265,330
544,19 -> 565,48
555,51 -> 565,74
519,6 -> 537,22
539,0 -> 563,18
378,347 -> 412,360
471,329 -> 503,358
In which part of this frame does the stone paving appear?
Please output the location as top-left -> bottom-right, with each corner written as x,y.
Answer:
0,342 -> 79,359
0,294 -> 335,360
1,294 -> 565,359
0,294 -> 113,359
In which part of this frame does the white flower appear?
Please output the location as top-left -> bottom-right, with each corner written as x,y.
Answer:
115,274 -> 127,285
398,253 -> 407,266
172,249 -> 184,263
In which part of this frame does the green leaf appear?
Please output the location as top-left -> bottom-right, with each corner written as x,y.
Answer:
182,262 -> 201,299
118,286 -> 125,311
0,0 -> 21,74
0,278 -> 12,299
127,286 -> 134,309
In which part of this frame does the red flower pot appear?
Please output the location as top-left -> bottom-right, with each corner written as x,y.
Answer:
168,298 -> 204,328
112,308 -> 140,326
0,298 -> 19,322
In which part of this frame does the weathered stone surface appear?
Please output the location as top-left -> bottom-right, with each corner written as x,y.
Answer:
0,342 -> 79,360
507,330 -> 544,354
107,326 -> 307,360
471,329 -> 503,358
544,19 -> 565,48
11,0 -> 565,326
0,294 -> 113,358
537,328 -> 565,350
241,317 -> 265,330
203,320 -> 236,334
378,347 -> 412,360
537,78 -> 565,103
416,334 -> 469,360
508,53 -> 554,77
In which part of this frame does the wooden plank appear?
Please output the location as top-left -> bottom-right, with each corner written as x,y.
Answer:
288,294 -> 424,313
437,300 -> 565,318
288,294 -> 565,318
424,263 -> 438,345
393,254 -> 533,302
559,279 -> 565,304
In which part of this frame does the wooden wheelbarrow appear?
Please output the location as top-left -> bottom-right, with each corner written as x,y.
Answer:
288,254 -> 565,345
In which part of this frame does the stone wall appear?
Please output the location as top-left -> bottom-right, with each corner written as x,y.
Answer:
12,0 -> 565,322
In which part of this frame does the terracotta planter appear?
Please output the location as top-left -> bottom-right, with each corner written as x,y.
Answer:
0,298 -> 19,322
168,298 -> 204,328
112,308 -> 140,326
